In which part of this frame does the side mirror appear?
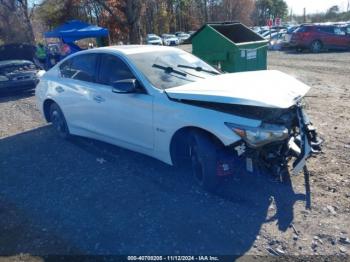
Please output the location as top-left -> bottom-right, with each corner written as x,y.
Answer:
111,79 -> 137,94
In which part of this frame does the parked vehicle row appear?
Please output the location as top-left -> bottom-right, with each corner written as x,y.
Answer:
146,31 -> 194,46
290,24 -> 350,53
254,22 -> 350,52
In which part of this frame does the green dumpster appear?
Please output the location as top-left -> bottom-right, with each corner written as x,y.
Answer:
191,22 -> 268,73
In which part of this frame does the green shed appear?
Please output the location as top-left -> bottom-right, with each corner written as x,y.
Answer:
191,22 -> 268,73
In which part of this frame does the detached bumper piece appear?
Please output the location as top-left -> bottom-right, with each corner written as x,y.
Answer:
291,106 -> 323,176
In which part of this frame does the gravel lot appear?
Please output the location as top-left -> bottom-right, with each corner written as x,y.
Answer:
0,49 -> 349,259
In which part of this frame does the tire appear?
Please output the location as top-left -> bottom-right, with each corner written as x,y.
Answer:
49,103 -> 70,139
310,40 -> 322,53
189,131 -> 222,192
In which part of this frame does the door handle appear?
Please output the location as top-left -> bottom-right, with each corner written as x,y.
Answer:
93,95 -> 105,103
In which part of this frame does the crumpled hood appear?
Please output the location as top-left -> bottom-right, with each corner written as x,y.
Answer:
165,70 -> 311,108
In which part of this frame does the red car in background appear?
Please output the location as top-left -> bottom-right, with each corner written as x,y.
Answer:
290,24 -> 350,53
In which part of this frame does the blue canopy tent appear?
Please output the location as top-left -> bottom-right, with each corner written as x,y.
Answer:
44,20 -> 109,43
43,20 -> 109,68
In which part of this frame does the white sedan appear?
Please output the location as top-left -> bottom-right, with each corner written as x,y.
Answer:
36,46 -> 322,192
162,34 -> 180,46
146,35 -> 163,45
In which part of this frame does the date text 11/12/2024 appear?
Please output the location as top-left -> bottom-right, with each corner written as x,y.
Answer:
127,256 -> 220,261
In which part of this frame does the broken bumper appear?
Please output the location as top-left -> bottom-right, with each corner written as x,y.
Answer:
218,106 -> 323,178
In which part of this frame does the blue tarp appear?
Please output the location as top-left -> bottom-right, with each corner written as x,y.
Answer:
44,20 -> 109,43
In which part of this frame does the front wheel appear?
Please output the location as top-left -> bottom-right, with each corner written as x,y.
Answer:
49,103 -> 70,139
189,132 -> 222,192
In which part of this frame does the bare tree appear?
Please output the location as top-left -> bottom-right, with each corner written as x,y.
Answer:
17,0 -> 36,43
93,0 -> 143,44
0,0 -> 36,43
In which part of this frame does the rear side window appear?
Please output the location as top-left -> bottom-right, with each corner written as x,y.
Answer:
317,26 -> 334,34
59,53 -> 97,82
98,54 -> 134,86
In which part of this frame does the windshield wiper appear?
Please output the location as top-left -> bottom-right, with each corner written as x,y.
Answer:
152,64 -> 187,77
177,65 -> 219,75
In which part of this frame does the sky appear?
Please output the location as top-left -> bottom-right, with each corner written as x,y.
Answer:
285,0 -> 349,15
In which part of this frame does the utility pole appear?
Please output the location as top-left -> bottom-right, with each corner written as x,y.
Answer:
303,8 -> 306,23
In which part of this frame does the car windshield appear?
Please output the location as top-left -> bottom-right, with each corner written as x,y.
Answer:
128,50 -> 219,90
287,27 -> 298,33
148,37 -> 159,41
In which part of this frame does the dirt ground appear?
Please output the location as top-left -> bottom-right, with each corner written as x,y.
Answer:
0,49 -> 349,260
261,51 -> 350,256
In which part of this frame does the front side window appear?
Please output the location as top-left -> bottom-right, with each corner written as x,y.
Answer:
60,53 -> 97,82
59,59 -> 72,78
148,37 -> 160,41
98,54 -> 135,86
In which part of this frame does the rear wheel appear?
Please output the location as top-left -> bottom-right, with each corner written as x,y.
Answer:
49,103 -> 70,139
189,131 -> 222,192
310,40 -> 322,53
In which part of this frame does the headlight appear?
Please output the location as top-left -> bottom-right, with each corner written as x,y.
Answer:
225,122 -> 289,148
36,70 -> 46,78
0,75 -> 9,82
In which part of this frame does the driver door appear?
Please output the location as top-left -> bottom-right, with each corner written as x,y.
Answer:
90,53 -> 154,150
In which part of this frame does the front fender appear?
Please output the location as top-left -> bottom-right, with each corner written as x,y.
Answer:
152,95 -> 262,165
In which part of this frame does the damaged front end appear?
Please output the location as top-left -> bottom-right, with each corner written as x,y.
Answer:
221,103 -> 323,179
